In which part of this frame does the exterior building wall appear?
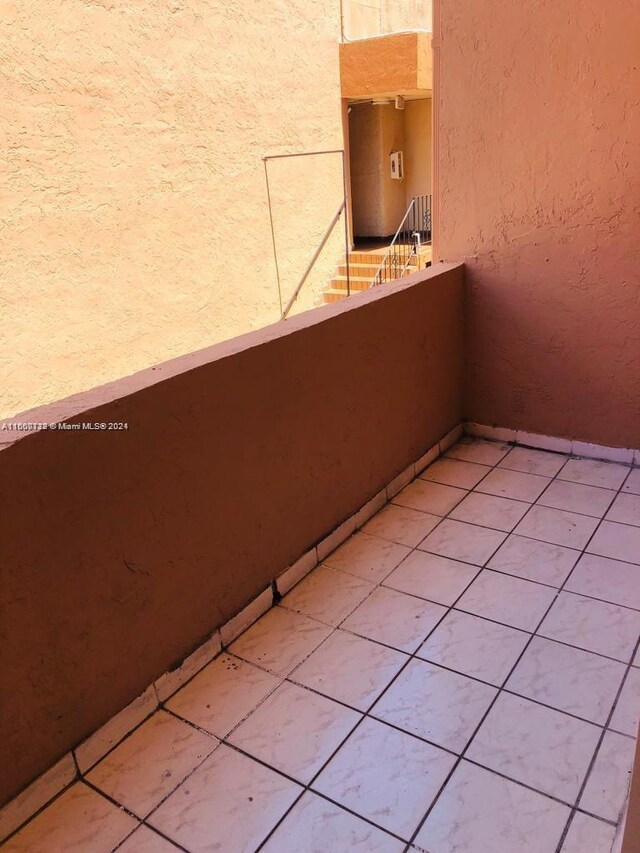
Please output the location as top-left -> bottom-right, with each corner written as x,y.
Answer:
340,31 -> 432,99
437,0 -> 640,448
343,0 -> 432,40
379,103 -> 407,234
349,103 -> 384,236
403,98 -> 432,206
350,100 -> 431,237
0,0 -> 345,418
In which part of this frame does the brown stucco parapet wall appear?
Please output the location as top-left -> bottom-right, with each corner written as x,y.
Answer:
0,263 -> 464,807
436,0 -> 640,450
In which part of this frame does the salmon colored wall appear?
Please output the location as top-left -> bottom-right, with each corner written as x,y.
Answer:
0,0 -> 345,420
437,0 -> 640,448
0,264 -> 464,807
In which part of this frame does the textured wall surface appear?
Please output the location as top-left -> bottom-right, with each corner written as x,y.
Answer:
340,31 -> 432,99
342,0 -> 432,40
349,101 -> 430,237
0,264 -> 463,806
438,0 -> 640,447
349,104 -> 383,236
1,0 -> 344,418
379,102 -> 407,234
403,98 -> 431,205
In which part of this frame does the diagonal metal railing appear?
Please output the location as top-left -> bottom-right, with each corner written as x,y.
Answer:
369,194 -> 432,288
281,201 -> 348,319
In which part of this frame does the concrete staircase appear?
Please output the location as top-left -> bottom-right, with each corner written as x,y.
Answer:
321,246 -> 430,304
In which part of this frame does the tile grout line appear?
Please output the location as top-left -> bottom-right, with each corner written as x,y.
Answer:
550,461 -> 640,851
80,774 -> 193,853
549,459 -> 640,852
277,599 -> 633,730
402,445 -> 636,852
150,704 -> 409,847
223,445 -> 636,850
0,430 -> 461,847
184,444 -> 640,851
6,437 -> 636,852
239,440 -> 513,850
89,441 -> 640,848
515,454 -> 637,847
1,432 -> 457,849
368,514 -> 640,573
553,630 -> 640,852
237,441 -> 639,851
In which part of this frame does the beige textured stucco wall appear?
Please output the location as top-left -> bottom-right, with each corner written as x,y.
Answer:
437,0 -> 640,448
343,0 -> 432,39
1,0 -> 344,418
350,103 -> 384,236
340,32 -> 432,100
378,103 -> 406,234
404,98 -> 431,206
350,100 -> 430,237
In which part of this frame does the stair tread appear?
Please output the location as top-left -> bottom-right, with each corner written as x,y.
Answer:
334,270 -> 416,280
331,275 -> 375,282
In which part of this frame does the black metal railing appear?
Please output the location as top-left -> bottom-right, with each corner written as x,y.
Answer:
370,194 -> 432,288
411,193 -> 432,245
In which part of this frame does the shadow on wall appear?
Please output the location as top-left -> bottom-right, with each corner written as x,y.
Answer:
462,250 -> 640,448
0,264 -> 464,808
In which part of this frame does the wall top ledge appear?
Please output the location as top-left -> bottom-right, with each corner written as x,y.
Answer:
0,262 -> 462,452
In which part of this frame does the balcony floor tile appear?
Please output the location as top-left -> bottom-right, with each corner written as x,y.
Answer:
7,439 -> 640,853
362,503 -> 441,547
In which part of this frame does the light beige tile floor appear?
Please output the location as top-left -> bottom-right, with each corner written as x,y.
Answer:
4,437 -> 640,853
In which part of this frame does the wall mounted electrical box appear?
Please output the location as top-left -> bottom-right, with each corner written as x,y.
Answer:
390,151 -> 404,180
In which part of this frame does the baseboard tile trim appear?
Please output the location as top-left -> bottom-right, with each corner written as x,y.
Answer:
0,422 -> 462,842
464,422 -> 639,465
0,755 -> 76,843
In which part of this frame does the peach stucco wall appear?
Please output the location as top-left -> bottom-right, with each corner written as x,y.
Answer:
350,100 -> 431,237
349,102 -> 405,237
403,98 -> 431,207
342,0 -> 432,40
0,0 -> 345,419
340,31 -> 432,99
437,0 -> 640,448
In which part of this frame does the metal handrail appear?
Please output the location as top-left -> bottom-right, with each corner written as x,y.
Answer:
281,201 -> 346,319
369,195 -> 432,288
369,199 -> 416,288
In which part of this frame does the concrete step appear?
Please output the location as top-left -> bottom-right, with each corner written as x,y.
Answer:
323,282 -> 392,301
329,275 -> 373,292
323,289 -> 349,304
334,265 -> 419,285
337,262 -> 380,277
336,261 -> 419,276
349,249 -> 387,263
